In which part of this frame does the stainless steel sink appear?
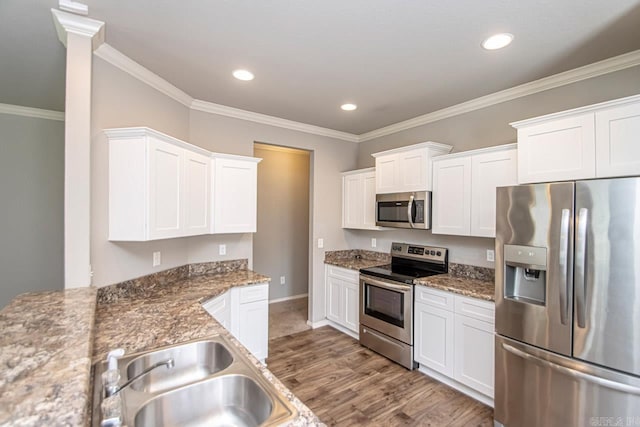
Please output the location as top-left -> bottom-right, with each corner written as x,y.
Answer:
126,340 -> 233,393
134,375 -> 273,427
92,335 -> 297,427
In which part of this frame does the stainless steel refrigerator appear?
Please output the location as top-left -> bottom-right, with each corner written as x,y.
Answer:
495,177 -> 640,427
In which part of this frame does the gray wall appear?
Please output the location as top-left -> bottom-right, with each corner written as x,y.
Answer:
0,113 -> 64,308
253,144 -> 310,301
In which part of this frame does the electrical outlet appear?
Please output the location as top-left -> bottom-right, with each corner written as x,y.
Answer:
317,238 -> 324,249
153,251 -> 161,267
487,249 -> 495,262
219,244 -> 227,256
371,238 -> 377,248
280,276 -> 286,285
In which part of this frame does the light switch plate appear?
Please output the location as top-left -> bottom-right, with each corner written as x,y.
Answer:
317,238 -> 324,249
371,238 -> 377,248
219,244 -> 227,256
487,249 -> 495,262
153,251 -> 161,267
280,276 -> 286,285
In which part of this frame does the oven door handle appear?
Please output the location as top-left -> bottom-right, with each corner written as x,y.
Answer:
361,275 -> 412,292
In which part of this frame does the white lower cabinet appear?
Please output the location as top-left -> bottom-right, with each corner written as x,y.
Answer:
203,282 -> 269,363
324,265 -> 359,337
414,285 -> 495,406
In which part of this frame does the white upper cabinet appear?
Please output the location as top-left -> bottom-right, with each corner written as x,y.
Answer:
432,144 -> 517,237
372,142 -> 453,194
106,127 -> 211,241
512,94 -> 640,184
342,168 -> 382,230
211,155 -> 261,234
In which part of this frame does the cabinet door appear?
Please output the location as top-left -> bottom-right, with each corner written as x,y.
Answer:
203,292 -> 230,329
238,300 -> 269,361
517,113 -> 595,183
454,314 -> 494,397
414,301 -> 454,376
470,148 -> 517,237
432,156 -> 472,236
326,275 -> 343,323
342,174 -> 363,229
362,172 -> 378,229
398,148 -> 427,192
343,281 -> 359,333
212,158 -> 257,233
148,137 -> 183,239
375,154 -> 399,194
184,150 -> 210,236
596,101 -> 640,178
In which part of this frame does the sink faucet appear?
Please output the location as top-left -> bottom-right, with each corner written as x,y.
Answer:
105,358 -> 175,397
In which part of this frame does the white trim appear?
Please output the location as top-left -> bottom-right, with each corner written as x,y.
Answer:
51,8 -> 104,49
370,141 -> 453,157
191,100 -> 360,143
433,142 -> 517,161
359,49 -> 640,142
510,92 -> 640,128
326,321 -> 359,340
104,127 -> 210,156
418,364 -> 494,408
58,0 -> 88,16
0,103 -> 65,121
341,167 -> 375,176
269,293 -> 308,304
94,44 -> 194,107
211,151 -> 262,163
306,319 -> 330,329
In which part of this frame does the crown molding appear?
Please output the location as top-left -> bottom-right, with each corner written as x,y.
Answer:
51,8 -> 104,49
191,100 -> 360,143
94,44 -> 194,107
0,103 -> 65,121
58,0 -> 88,16
359,49 -> 640,142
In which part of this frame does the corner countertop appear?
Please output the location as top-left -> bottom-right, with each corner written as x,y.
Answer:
0,264 -> 322,427
324,249 -> 390,271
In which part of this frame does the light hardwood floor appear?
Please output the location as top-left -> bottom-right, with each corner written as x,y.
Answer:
268,326 -> 494,426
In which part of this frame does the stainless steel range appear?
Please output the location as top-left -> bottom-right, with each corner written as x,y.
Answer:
359,242 -> 448,369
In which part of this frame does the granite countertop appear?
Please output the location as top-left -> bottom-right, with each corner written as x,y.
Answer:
324,249 -> 390,270
0,287 -> 97,426
1,260 -> 322,426
414,263 -> 496,301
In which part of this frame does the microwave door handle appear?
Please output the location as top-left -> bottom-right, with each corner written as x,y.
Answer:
407,194 -> 415,228
575,208 -> 589,328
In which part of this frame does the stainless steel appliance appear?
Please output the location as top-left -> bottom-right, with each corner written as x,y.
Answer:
359,242 -> 448,369
376,191 -> 430,229
495,178 -> 640,427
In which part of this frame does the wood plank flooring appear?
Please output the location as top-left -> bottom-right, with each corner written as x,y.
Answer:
267,326 -> 493,426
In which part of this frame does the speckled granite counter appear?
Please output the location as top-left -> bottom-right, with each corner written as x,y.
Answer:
414,263 -> 495,301
0,287 -> 97,426
1,260 -> 322,426
324,249 -> 389,270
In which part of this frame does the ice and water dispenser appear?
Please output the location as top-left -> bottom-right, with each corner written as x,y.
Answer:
503,244 -> 547,305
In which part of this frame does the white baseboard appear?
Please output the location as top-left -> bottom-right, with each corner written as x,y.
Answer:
326,320 -> 359,340
269,293 -> 308,304
417,364 -> 494,408
306,319 -> 329,329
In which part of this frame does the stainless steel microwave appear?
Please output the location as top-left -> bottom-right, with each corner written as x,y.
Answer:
375,191 -> 430,229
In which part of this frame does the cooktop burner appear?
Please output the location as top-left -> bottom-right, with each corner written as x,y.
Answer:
360,265 -> 444,285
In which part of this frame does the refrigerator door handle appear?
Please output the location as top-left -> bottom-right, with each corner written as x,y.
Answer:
575,208 -> 589,328
558,208 -> 571,325
502,343 -> 640,396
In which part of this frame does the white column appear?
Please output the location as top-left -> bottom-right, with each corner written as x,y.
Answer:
51,9 -> 104,288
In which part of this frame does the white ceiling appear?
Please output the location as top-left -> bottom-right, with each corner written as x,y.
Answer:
2,0 -> 640,134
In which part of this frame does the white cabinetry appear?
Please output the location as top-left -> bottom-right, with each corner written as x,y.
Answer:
203,282 -> 269,363
372,142 -> 453,194
342,168 -> 382,230
211,155 -> 261,234
414,285 -> 495,406
432,144 -> 517,238
513,94 -> 640,183
324,265 -> 360,338
106,127 -> 211,241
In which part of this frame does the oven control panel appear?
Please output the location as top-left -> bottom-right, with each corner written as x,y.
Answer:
390,242 -> 447,263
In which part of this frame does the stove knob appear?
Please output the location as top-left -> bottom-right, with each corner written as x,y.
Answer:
430,250 -> 435,255
436,251 -> 442,256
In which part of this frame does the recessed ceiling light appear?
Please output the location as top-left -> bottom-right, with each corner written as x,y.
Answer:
341,103 -> 357,111
233,69 -> 254,81
482,33 -> 514,50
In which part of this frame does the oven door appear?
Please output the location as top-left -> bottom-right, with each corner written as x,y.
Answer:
359,274 -> 413,344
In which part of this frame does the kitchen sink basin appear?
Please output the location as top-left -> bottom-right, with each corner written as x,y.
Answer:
126,340 -> 233,393
92,335 -> 297,427
134,375 -> 272,427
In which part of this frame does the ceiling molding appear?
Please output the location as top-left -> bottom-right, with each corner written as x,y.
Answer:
94,44 -> 194,108
358,49 -> 640,142
0,103 -> 65,121
58,0 -> 89,16
191,100 -> 360,143
50,8 -> 104,49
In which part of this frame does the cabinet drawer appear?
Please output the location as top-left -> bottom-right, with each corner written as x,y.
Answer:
454,295 -> 494,324
203,292 -> 229,316
414,286 -> 454,311
238,284 -> 269,304
327,265 -> 359,283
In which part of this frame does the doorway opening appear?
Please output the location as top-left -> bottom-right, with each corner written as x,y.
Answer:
253,143 -> 312,340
